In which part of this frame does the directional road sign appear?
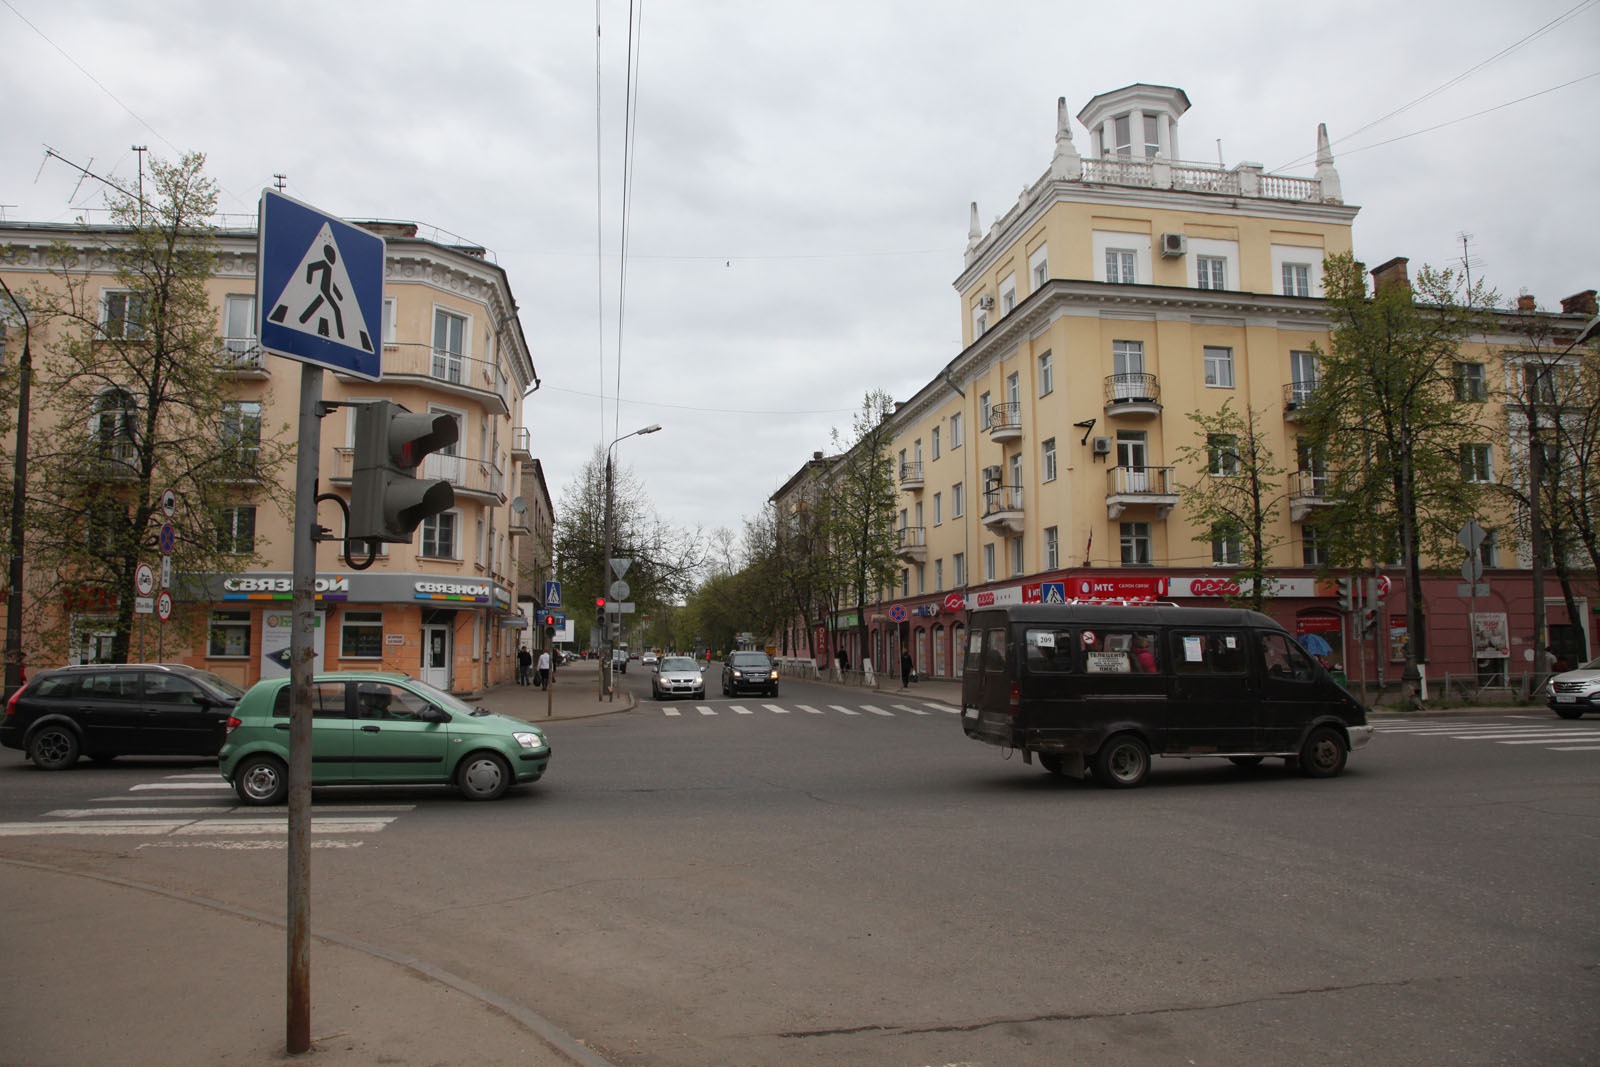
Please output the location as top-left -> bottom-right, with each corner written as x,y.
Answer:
543,580 -> 562,608
257,190 -> 385,380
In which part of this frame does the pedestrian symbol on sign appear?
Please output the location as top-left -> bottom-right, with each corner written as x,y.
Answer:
1042,581 -> 1066,604
267,224 -> 375,354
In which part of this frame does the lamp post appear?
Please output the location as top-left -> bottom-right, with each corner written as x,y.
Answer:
1528,312 -> 1600,682
0,277 -> 31,699
601,423 -> 661,699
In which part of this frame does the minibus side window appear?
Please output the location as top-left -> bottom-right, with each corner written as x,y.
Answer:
1171,631 -> 1249,675
965,628 -> 984,672
1083,629 -> 1161,673
983,628 -> 1008,672
1260,633 -> 1316,681
1024,628 -> 1075,673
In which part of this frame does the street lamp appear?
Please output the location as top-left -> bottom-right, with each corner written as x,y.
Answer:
601,424 -> 661,698
0,277 -> 32,699
1528,312 -> 1599,683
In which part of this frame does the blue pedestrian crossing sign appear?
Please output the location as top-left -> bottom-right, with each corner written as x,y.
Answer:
543,581 -> 563,608
1041,581 -> 1067,604
257,190 -> 385,380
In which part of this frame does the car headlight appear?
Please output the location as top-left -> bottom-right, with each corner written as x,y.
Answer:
769,670 -> 778,680
513,731 -> 547,750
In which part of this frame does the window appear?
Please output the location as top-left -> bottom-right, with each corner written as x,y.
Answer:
421,512 -> 459,559
92,388 -> 138,462
983,543 -> 996,581
432,308 -> 467,383
1113,114 -> 1133,156
216,506 -> 256,554
1212,527 -> 1243,566
1208,433 -> 1240,476
934,559 -> 944,591
1523,363 -> 1560,406
979,392 -> 991,430
101,290 -> 145,340
223,294 -> 257,358
221,401 -> 262,467
382,297 -> 397,345
999,273 -> 1016,314
1453,362 -> 1488,402
1197,255 -> 1227,290
973,308 -> 988,337
1038,351 -> 1054,396
953,552 -> 965,586
1173,630 -> 1251,675
1478,529 -> 1499,568
1143,112 -> 1161,157
1029,245 -> 1048,289
1042,437 -> 1057,482
933,492 -> 942,526
1106,248 -> 1137,284
1006,372 -> 1020,407
208,610 -> 251,658
901,569 -> 910,596
931,426 -> 941,460
915,564 -> 925,594
1044,526 -> 1059,570
1301,525 -> 1328,566
1120,522 -> 1152,565
1010,536 -> 1024,575
341,611 -> 384,658
1113,339 -> 1144,376
1203,346 -> 1234,388
950,411 -> 963,448
952,482 -> 964,518
1460,443 -> 1493,483
1282,263 -> 1312,297
1290,350 -> 1320,406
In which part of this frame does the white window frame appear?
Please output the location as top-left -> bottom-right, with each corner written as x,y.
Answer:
216,505 -> 256,554
100,289 -> 145,340
1461,443 -> 1493,483
1203,346 -> 1235,389
421,510 -> 461,560
950,411 -> 963,448
933,492 -> 942,526
983,543 -> 996,581
1120,522 -> 1152,566
1038,351 -> 1053,397
223,294 -> 257,357
1029,244 -> 1048,289
1044,526 -> 1059,571
1282,262 -> 1312,297
953,552 -> 965,587
1010,535 -> 1025,576
1196,255 -> 1227,290
999,273 -> 1017,314
1212,533 -> 1243,566
1106,248 -> 1137,284
1271,245 -> 1323,297
1042,438 -> 1057,482
432,306 -> 469,383
952,482 -> 964,518
931,426 -> 941,460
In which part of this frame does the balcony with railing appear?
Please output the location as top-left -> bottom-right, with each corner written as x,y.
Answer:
1080,158 -> 1328,203
896,525 -> 927,563
330,447 -> 507,504
511,426 -> 533,462
1288,468 -> 1337,523
1283,379 -> 1318,421
987,401 -> 1023,442
1103,373 -> 1162,417
899,461 -> 924,491
217,338 -> 270,379
1105,465 -> 1178,519
341,343 -> 515,416
981,484 -> 1025,533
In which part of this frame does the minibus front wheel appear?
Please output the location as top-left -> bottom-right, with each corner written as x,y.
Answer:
1298,726 -> 1349,778
1093,734 -> 1150,788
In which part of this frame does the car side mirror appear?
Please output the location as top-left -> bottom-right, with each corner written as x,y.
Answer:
419,706 -> 451,724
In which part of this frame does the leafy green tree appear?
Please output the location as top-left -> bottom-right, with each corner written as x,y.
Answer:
1299,253 -> 1496,696
1173,400 -> 1286,612
23,153 -> 294,664
823,391 -> 898,661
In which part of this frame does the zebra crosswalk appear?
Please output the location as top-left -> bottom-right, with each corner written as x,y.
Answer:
0,771 -> 410,844
657,699 -> 961,719
1375,717 -> 1600,752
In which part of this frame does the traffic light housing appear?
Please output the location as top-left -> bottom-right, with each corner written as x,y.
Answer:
348,401 -> 459,543
1335,577 -> 1353,611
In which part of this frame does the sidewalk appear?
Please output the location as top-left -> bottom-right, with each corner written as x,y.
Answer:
472,657 -> 637,722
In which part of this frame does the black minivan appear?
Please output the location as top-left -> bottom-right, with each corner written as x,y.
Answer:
960,604 -> 1372,788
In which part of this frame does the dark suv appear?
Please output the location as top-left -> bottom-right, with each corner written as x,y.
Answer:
722,651 -> 779,697
1,663 -> 246,770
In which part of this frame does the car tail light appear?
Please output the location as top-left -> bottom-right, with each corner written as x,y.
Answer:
1007,682 -> 1020,718
225,715 -> 242,734
4,687 -> 22,718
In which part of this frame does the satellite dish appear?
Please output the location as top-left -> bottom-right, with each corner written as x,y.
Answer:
511,496 -> 528,515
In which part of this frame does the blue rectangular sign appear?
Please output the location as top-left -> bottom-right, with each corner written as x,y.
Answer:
543,581 -> 562,608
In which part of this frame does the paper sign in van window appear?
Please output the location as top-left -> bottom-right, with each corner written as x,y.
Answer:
1031,631 -> 1056,648
1184,636 -> 1204,662
1086,651 -> 1130,673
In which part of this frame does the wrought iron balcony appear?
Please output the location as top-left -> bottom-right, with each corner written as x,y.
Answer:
1288,468 -> 1337,522
1103,373 -> 1161,417
1105,465 -> 1178,519
981,484 -> 1025,533
1283,379 -> 1317,421
987,402 -> 1023,442
896,525 -> 927,562
899,461 -> 924,491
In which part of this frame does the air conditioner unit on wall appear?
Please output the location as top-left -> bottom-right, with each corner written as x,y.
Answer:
1160,233 -> 1187,257
1092,436 -> 1112,456
978,294 -> 995,311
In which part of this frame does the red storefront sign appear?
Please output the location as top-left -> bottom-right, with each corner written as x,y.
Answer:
1070,575 -> 1169,600
1186,577 -> 1242,597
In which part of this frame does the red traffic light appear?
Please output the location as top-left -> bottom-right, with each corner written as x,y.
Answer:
595,597 -> 606,608
542,614 -> 556,627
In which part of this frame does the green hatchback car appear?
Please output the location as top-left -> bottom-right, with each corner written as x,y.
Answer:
218,671 -> 550,804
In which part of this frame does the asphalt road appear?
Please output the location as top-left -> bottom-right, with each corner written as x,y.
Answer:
2,671 -> 1597,1066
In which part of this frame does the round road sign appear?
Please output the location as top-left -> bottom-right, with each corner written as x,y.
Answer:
156,591 -> 173,622
135,563 -> 155,597
160,488 -> 177,518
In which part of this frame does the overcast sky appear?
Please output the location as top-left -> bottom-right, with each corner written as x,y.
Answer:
4,0 -> 1597,552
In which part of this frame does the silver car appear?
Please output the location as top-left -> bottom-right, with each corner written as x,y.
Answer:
652,656 -> 705,701
1548,655 -> 1600,719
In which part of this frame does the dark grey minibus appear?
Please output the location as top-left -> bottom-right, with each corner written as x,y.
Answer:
960,604 -> 1373,788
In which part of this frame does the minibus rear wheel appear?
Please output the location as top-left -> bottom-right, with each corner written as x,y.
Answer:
1298,726 -> 1348,778
1093,734 -> 1150,788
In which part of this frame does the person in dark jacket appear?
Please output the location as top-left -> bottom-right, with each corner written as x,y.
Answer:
900,649 -> 913,689
517,646 -> 533,686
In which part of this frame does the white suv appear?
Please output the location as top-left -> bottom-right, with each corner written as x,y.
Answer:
1547,656 -> 1600,718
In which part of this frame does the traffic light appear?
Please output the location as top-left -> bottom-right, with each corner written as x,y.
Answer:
348,401 -> 459,542
595,597 -> 606,610
1360,607 -> 1380,636
1335,577 -> 1353,611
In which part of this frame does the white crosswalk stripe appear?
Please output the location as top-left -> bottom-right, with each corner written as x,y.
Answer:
796,704 -> 824,714
763,704 -> 789,714
655,700 -> 963,721
829,705 -> 860,716
891,703 -> 931,716
1375,718 -> 1600,752
860,704 -> 894,717
730,705 -> 754,715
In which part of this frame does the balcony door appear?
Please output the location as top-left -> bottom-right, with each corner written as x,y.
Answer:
1118,432 -> 1149,492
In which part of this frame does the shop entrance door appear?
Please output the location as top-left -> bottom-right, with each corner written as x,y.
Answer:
421,624 -> 451,689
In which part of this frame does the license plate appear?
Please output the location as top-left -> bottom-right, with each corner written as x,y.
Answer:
1557,694 -> 1576,703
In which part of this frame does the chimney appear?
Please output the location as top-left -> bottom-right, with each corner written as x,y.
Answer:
1560,290 -> 1597,317
1517,293 -> 1537,312
1370,256 -> 1410,295
812,451 -> 823,461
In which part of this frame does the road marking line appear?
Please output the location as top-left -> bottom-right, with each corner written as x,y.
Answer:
175,818 -> 395,835
796,704 -> 823,714
924,702 -> 962,714
0,821 -> 192,836
892,703 -> 930,715
860,704 -> 893,717
696,706 -> 717,715
138,839 -> 365,850
1495,734 -> 1600,744
829,705 -> 860,716
165,773 -> 222,780
662,707 -> 681,716
763,704 -> 789,714
730,705 -> 754,715
1551,745 -> 1600,750
129,783 -> 233,791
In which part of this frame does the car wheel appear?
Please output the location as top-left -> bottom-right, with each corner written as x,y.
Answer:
1227,756 -> 1265,768
1298,726 -> 1348,778
1553,706 -> 1583,720
1093,734 -> 1150,789
28,726 -> 80,770
457,751 -> 511,801
234,754 -> 288,805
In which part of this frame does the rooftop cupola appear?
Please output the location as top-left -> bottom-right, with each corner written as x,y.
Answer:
1076,83 -> 1191,161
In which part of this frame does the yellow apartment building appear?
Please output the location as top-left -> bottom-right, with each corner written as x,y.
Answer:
807,84 -> 1596,689
0,215 -> 544,694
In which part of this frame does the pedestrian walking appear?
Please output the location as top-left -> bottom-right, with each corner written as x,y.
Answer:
900,648 -> 913,689
517,646 -> 533,686
536,649 -> 552,690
